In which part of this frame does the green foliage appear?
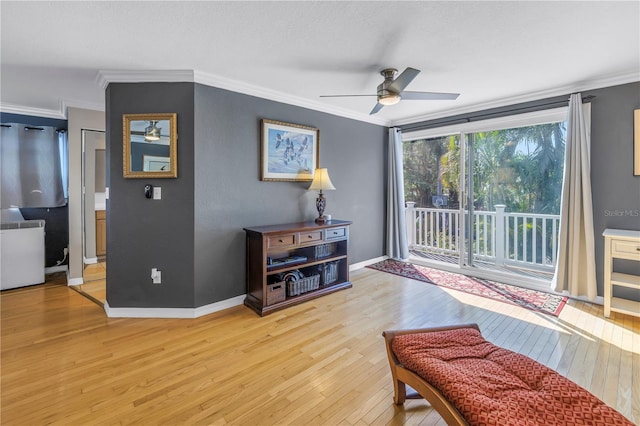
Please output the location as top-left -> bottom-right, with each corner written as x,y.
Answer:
403,122 -> 566,215
403,137 -> 449,207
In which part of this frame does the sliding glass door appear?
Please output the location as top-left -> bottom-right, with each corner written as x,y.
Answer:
461,123 -> 566,279
404,108 -> 568,285
404,134 -> 462,265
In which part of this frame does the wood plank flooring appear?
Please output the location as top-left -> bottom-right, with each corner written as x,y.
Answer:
73,262 -> 107,305
1,268 -> 638,425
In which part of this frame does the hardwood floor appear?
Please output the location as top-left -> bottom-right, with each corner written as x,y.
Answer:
74,262 -> 106,305
1,268 -> 638,425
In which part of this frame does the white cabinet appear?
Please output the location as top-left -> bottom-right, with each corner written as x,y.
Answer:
603,229 -> 640,318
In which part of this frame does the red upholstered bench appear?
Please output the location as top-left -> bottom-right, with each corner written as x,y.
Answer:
382,324 -> 633,426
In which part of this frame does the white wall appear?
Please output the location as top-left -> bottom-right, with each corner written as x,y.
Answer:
67,107 -> 105,284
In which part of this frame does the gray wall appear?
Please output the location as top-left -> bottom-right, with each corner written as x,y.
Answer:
106,82 -> 386,309
106,83 -> 196,308
589,82 -> 640,300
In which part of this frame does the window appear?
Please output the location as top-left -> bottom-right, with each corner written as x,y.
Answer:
0,123 -> 67,208
402,107 -> 575,282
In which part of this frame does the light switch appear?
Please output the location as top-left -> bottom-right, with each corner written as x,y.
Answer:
151,268 -> 162,284
153,187 -> 161,200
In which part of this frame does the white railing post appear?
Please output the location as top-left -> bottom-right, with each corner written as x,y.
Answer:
405,202 -> 416,248
495,204 -> 506,266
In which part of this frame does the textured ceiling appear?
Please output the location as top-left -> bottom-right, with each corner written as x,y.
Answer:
1,1 -> 638,125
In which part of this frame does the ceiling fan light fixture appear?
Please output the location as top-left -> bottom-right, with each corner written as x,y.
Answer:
378,93 -> 401,106
144,121 -> 161,141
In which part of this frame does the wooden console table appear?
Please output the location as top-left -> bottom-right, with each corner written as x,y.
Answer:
244,220 -> 352,316
603,228 -> 640,318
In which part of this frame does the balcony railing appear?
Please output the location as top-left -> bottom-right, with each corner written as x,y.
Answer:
405,203 -> 560,271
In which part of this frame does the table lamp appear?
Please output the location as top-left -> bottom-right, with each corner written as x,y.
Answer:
308,168 -> 335,224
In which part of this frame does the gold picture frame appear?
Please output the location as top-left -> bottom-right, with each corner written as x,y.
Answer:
634,109 -> 640,176
123,113 -> 178,178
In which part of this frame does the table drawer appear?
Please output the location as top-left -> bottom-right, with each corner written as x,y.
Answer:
325,227 -> 346,241
299,231 -> 323,244
611,239 -> 640,260
268,234 -> 295,248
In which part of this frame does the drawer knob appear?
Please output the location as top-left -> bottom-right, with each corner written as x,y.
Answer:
308,235 -> 312,238
278,239 -> 283,243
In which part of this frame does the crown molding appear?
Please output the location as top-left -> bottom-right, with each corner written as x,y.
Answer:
0,102 -> 66,119
96,69 -> 196,90
192,70 -> 391,126
97,69 -> 391,127
62,98 -> 105,114
1,98 -> 104,119
11,69 -> 637,127
392,70 -> 640,126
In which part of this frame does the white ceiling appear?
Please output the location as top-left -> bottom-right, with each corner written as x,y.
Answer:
1,1 -> 638,126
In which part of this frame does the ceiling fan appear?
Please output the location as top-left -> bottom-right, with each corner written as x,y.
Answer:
320,67 -> 459,115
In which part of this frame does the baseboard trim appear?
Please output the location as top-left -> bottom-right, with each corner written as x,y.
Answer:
83,257 -> 98,265
66,269 -> 83,286
103,295 -> 246,318
561,293 -> 604,306
45,265 -> 67,274
350,256 -> 389,272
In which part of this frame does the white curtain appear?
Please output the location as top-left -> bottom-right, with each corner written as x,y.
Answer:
552,93 -> 596,300
58,130 -> 69,200
0,123 -> 66,208
387,127 -> 409,260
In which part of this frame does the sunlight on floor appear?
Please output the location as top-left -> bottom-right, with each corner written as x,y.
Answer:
442,286 -> 639,353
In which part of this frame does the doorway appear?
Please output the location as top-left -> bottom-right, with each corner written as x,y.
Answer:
460,124 -> 565,281
404,108 -> 567,288
78,129 -> 106,305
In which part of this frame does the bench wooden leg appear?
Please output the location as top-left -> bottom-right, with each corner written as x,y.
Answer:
393,379 -> 407,405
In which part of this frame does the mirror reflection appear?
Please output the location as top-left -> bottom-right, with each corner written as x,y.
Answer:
123,113 -> 177,178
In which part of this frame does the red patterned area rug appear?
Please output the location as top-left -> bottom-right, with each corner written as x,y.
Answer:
367,259 -> 568,316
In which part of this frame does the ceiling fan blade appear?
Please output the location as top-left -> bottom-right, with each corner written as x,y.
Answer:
369,103 -> 384,115
387,67 -> 420,93
400,91 -> 460,101
319,94 -> 378,98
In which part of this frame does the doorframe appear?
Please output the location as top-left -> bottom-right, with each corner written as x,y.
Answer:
80,129 -> 106,277
403,107 -> 569,291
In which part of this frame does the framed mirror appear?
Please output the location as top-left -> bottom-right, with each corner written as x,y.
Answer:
123,113 -> 177,178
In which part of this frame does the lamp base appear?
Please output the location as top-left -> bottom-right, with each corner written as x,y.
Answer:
315,192 -> 327,224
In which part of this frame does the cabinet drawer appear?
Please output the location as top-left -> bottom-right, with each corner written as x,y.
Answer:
268,234 -> 295,248
611,240 -> 640,260
300,231 -> 323,244
326,227 -> 346,240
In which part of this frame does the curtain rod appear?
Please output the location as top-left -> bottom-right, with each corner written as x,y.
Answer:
0,123 -> 66,133
400,95 -> 595,133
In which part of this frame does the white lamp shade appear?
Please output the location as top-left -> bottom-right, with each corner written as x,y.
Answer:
308,168 -> 336,191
